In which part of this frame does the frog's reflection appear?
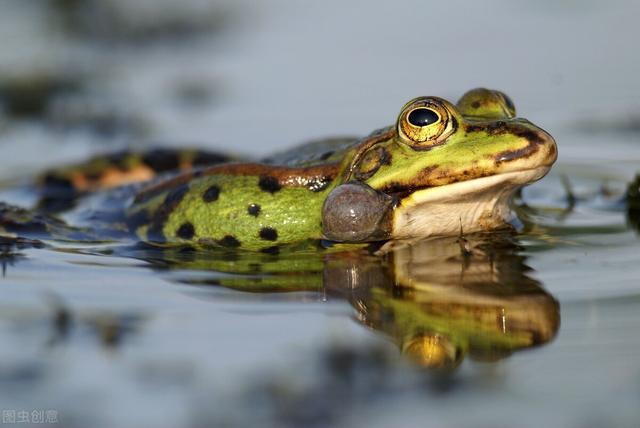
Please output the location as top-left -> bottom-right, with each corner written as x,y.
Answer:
324,236 -> 559,368
131,232 -> 560,369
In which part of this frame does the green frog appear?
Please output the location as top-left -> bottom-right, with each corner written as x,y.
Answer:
0,88 -> 557,251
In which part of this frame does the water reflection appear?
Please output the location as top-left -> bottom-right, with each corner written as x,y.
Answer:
0,236 -> 44,277
132,232 -> 560,369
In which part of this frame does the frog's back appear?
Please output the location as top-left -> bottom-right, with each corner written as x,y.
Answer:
261,136 -> 360,167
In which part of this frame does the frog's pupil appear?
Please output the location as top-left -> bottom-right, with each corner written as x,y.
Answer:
408,108 -> 439,127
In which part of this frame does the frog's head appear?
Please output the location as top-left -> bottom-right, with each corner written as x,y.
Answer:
345,88 -> 557,240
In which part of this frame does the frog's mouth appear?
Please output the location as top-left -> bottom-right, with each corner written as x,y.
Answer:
390,166 -> 550,239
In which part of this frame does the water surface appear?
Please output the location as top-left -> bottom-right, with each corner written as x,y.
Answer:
1,1 -> 639,427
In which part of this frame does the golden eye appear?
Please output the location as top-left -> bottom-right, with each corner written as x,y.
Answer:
397,97 -> 456,148
407,108 -> 440,127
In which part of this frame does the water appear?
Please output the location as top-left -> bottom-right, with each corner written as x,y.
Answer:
1,1 -> 640,427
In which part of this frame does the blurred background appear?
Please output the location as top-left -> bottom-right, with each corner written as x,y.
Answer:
2,0 -> 639,173
1,1 -> 640,427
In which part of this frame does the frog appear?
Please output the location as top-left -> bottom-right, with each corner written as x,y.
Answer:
0,88 -> 557,251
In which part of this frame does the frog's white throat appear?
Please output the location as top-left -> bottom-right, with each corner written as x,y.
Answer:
391,166 -> 550,239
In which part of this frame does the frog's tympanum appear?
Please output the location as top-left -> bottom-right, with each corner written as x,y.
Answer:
0,88 -> 557,251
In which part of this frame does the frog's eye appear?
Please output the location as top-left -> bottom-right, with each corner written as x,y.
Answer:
407,108 -> 440,127
397,97 -> 457,149
456,88 -> 516,119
